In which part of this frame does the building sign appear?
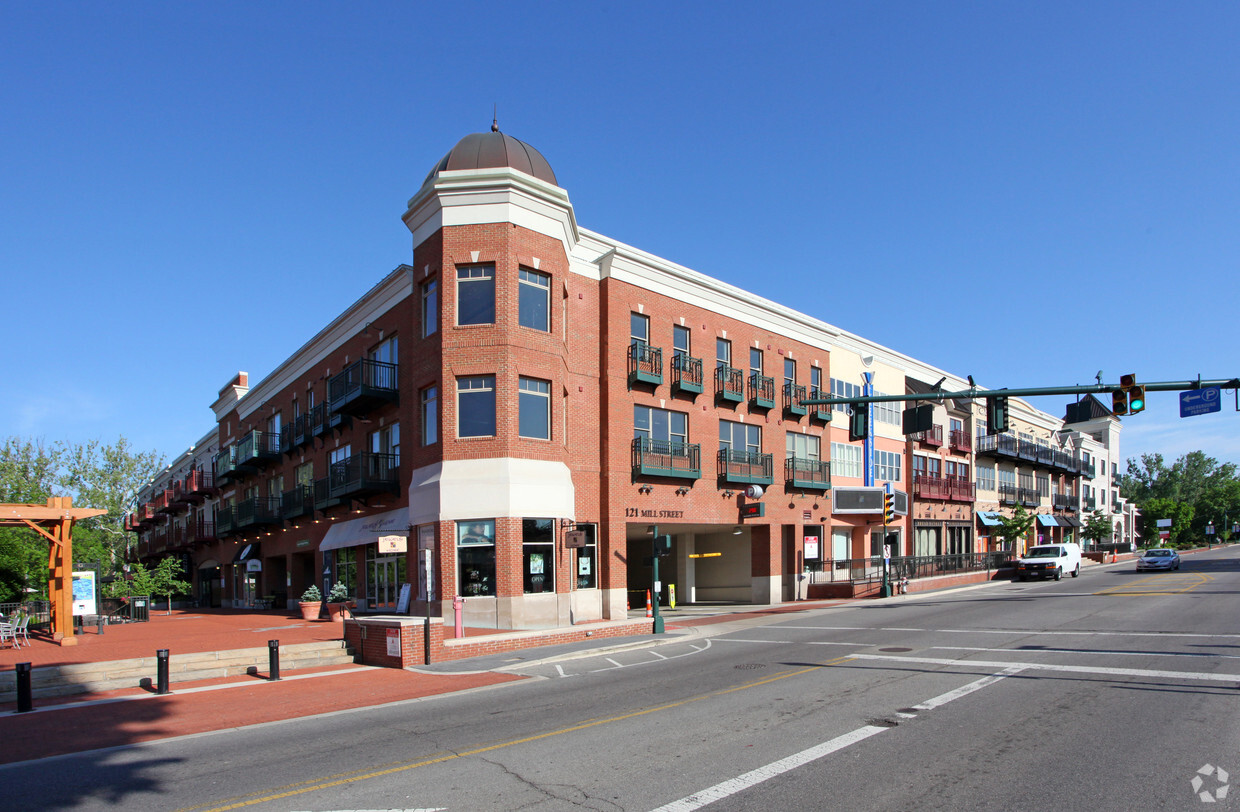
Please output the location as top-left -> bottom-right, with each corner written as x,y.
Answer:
624,508 -> 685,519
739,503 -> 765,519
564,530 -> 587,549
386,628 -> 400,657
71,571 -> 96,617
246,559 -> 262,572
378,534 -> 408,553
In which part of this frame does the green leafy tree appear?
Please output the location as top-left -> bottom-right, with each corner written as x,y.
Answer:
1138,498 -> 1194,548
1081,510 -> 1116,549
60,437 -> 165,567
994,504 -> 1035,555
0,438 -> 64,602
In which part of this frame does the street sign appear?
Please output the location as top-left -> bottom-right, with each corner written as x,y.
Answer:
1159,531 -> 1170,540
564,531 -> 587,549
1155,518 -> 1172,528
1180,386 -> 1222,418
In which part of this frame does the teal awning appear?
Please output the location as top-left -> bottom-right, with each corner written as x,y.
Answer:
977,512 -> 1001,526
1036,514 -> 1059,527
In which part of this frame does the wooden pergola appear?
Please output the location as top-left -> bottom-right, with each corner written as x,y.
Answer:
0,496 -> 106,646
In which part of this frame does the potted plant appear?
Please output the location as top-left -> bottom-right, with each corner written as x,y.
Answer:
326,582 -> 352,621
298,585 -> 322,621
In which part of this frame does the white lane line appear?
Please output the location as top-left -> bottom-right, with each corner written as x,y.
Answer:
778,625 -> 1240,641
554,665 -> 576,678
713,638 -> 875,648
649,669 -> 1017,812
850,653 -> 1239,683
932,645 -> 1240,661
651,651 -> 668,660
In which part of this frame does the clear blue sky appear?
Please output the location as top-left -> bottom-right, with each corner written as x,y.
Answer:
2,2 -> 1237,472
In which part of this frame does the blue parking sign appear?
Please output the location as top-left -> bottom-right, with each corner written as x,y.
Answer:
1180,387 -> 1221,417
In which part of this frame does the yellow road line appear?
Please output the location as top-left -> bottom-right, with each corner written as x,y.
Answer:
181,655 -> 855,812
1094,573 -> 1213,596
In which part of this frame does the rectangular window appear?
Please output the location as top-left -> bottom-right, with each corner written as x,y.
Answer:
785,431 -> 820,460
371,423 -> 400,467
519,268 -> 550,331
572,523 -> 597,589
631,312 -> 649,346
523,518 -> 555,594
875,449 -> 901,482
749,347 -> 763,376
420,385 -> 438,445
457,375 -> 496,438
830,443 -> 863,479
370,336 -> 398,365
950,418 -> 963,436
330,444 -> 351,466
634,405 -> 688,443
295,461 -> 314,486
518,376 -> 551,439
810,366 -> 822,393
457,520 -> 495,597
720,420 -> 761,453
998,468 -> 1016,487
872,390 -> 900,426
267,411 -> 282,437
976,464 -> 996,491
1037,475 -> 1050,497
976,418 -> 988,438
267,474 -> 283,498
457,265 -> 495,326
333,549 -> 357,596
784,358 -> 796,387
422,278 -> 439,337
831,378 -> 861,414
716,338 -> 731,369
673,324 -> 690,360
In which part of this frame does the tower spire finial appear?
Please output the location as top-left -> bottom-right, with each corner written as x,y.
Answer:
492,104 -> 499,133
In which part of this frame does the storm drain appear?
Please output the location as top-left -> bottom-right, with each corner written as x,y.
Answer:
879,647 -> 912,652
734,663 -> 767,670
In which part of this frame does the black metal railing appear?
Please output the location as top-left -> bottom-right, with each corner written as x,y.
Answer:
235,430 -> 281,469
717,448 -> 774,485
631,437 -> 701,479
785,456 -> 830,490
234,496 -> 282,529
808,552 -> 1011,586
329,359 -> 399,415
328,452 -> 399,499
715,366 -> 744,402
748,374 -> 775,409
671,353 -> 703,395
783,383 -> 807,416
282,483 -> 314,520
628,343 -> 663,386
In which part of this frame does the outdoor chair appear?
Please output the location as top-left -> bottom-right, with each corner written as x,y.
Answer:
14,615 -> 30,646
0,620 -> 17,649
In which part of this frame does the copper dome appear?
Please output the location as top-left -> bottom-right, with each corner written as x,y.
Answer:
424,130 -> 558,187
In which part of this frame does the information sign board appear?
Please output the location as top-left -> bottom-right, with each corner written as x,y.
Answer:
1180,387 -> 1221,418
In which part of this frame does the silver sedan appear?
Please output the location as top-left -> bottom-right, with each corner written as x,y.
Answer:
1136,548 -> 1181,571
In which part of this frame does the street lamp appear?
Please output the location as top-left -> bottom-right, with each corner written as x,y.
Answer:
1206,521 -> 1215,549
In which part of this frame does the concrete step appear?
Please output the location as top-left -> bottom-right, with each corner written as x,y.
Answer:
1,640 -> 356,700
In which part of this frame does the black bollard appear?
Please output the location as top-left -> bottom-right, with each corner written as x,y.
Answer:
268,639 -> 281,681
15,662 -> 33,713
156,649 -> 170,695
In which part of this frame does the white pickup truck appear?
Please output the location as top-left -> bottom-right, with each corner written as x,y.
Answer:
1015,543 -> 1082,581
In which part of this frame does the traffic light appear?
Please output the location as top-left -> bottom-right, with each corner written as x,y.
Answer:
883,492 -> 895,524
652,534 -> 672,557
848,406 -> 868,442
1111,389 -> 1129,416
1127,385 -> 1145,414
986,396 -> 1009,434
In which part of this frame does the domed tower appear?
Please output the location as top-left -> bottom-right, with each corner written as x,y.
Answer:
403,125 -> 599,630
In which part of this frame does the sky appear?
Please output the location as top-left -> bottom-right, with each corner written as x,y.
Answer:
2,1 -> 1237,473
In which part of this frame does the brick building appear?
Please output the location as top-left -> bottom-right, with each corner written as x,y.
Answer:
126,126 -> 1133,628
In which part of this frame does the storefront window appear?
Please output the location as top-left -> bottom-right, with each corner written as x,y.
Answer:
458,520 -> 496,597
333,549 -> 358,595
523,518 -> 554,593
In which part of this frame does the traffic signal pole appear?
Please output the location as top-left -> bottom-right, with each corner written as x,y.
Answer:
802,377 -> 1240,408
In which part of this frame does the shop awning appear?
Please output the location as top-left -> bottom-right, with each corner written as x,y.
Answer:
1061,516 -> 1082,527
1037,514 -> 1059,527
977,512 -> 1002,526
232,543 -> 261,563
320,508 -> 410,552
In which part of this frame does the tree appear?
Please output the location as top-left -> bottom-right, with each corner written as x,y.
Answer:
60,437 -> 165,567
0,438 -> 64,602
994,504 -> 1035,555
1120,451 -> 1240,545
1138,498 -> 1194,548
1081,510 -> 1116,550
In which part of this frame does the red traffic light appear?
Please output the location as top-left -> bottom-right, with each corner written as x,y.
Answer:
1120,373 -> 1137,389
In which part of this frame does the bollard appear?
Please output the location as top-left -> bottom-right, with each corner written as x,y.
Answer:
268,639 -> 281,681
453,595 -> 464,638
156,649 -> 170,695
669,584 -> 676,610
15,662 -> 33,713
424,616 -> 432,665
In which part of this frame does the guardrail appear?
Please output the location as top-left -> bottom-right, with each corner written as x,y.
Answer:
807,552 -> 1011,587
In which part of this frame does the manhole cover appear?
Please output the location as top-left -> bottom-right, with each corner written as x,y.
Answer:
867,718 -> 900,728
879,647 -> 912,652
734,663 -> 767,670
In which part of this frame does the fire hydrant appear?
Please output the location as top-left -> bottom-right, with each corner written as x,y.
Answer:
453,595 -> 465,638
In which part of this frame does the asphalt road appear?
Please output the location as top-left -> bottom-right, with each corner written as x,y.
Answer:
10,548 -> 1240,811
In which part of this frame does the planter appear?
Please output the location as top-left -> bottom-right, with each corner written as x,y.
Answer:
298,601 -> 321,621
327,602 -> 352,622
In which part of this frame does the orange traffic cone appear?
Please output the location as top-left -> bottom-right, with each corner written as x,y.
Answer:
646,589 -> 653,618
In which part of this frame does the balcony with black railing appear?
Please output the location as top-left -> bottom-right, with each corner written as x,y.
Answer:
310,402 -> 330,438
329,451 -> 399,501
748,374 -> 775,410
783,383 -> 807,417
1083,495 -> 1097,511
999,483 -> 1018,505
1016,440 -> 1039,462
1036,446 -> 1055,468
717,448 -> 774,486
1019,487 -> 1040,507
785,456 -> 830,490
214,447 -> 238,484
976,433 -> 1018,459
329,359 -> 399,416
235,430 -> 281,470
314,477 -> 341,511
808,387 -> 832,423
282,483 -> 314,521
1079,459 -> 1097,478
280,414 -> 312,453
631,437 -> 701,479
949,429 -> 972,453
628,343 -> 663,387
1052,450 -> 1076,473
1053,492 -> 1077,511
671,353 -> 703,396
216,505 -> 237,537
715,366 -> 744,403
186,517 -> 217,545
910,425 -> 944,448
235,496 -> 282,530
